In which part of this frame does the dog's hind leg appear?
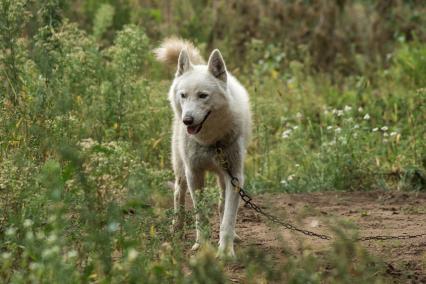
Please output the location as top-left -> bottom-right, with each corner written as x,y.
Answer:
173,175 -> 187,236
185,168 -> 205,251
172,133 -> 187,236
217,174 -> 226,223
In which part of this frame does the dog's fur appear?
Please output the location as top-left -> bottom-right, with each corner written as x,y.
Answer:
155,38 -> 251,257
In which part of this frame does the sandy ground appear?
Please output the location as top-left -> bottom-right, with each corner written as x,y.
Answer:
186,191 -> 426,283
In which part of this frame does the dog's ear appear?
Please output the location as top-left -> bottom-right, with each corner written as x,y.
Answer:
207,49 -> 227,82
176,49 -> 192,77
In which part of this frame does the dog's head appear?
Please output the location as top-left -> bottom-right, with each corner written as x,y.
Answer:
170,49 -> 229,135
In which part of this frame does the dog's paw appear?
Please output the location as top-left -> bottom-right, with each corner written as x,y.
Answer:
216,246 -> 235,259
191,242 -> 200,251
217,238 -> 236,259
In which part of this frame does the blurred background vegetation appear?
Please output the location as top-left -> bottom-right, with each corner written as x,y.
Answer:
1,0 -> 425,282
68,0 -> 426,76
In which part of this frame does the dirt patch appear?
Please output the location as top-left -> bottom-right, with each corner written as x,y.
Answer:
197,191 -> 426,282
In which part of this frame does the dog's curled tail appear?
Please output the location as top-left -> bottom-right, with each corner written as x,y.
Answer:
154,37 -> 205,66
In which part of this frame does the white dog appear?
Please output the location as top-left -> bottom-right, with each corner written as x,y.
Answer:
155,38 -> 251,257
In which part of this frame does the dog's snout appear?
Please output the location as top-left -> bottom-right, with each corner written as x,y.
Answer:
183,116 -> 194,126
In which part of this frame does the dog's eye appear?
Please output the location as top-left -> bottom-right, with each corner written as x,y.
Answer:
198,92 -> 209,99
180,93 -> 187,99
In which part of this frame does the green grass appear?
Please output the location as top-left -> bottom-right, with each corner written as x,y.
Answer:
245,72 -> 425,193
1,0 -> 425,282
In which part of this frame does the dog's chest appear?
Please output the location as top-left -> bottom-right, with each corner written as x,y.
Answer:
184,140 -> 219,171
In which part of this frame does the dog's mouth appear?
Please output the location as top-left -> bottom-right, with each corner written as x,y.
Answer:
187,111 -> 211,135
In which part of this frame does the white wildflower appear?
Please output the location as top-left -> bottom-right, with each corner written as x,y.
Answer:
390,132 -> 397,136
2,252 -> 11,260
363,113 -> 370,120
282,129 -> 292,139
67,250 -> 78,259
372,128 -> 378,132
108,222 -> 120,232
23,219 -> 33,228
42,246 -> 60,258
36,230 -> 45,240
296,112 -> 303,119
47,233 -> 57,244
78,138 -> 96,150
29,262 -> 40,271
6,227 -> 16,236
335,127 -> 342,133
292,126 -> 299,130
68,115 -> 77,122
358,107 -> 364,112
383,133 -> 389,137
381,126 -> 388,131
107,141 -> 119,149
353,124 -> 360,129
26,231 -> 34,241
344,105 -> 352,112
287,174 -> 295,181
280,180 -> 288,186
295,164 -> 300,168
327,126 -> 333,130
127,249 -> 139,262
337,110 -> 344,117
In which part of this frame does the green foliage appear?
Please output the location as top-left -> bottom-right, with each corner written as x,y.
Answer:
391,41 -> 426,87
0,0 -> 425,282
0,0 -> 30,105
243,71 -> 424,193
92,3 -> 115,40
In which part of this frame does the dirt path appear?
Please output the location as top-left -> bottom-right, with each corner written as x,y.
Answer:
203,191 -> 426,282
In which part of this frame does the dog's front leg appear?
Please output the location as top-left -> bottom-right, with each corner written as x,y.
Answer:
185,168 -> 204,251
218,171 -> 242,258
217,173 -> 242,244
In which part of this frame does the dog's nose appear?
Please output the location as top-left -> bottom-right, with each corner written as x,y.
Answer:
183,116 -> 194,126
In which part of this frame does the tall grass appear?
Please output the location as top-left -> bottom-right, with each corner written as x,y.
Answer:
0,0 -> 425,282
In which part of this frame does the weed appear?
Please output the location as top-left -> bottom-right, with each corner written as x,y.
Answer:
0,0 -> 425,282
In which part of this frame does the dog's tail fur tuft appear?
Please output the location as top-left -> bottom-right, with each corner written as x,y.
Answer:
154,37 -> 205,66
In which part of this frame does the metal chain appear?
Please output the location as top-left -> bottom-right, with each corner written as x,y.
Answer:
215,146 -> 426,242
357,233 -> 426,241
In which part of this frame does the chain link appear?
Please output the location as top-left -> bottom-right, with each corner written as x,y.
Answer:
215,146 -> 426,242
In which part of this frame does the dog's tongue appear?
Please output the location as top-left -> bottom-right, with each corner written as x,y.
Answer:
187,125 -> 199,134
